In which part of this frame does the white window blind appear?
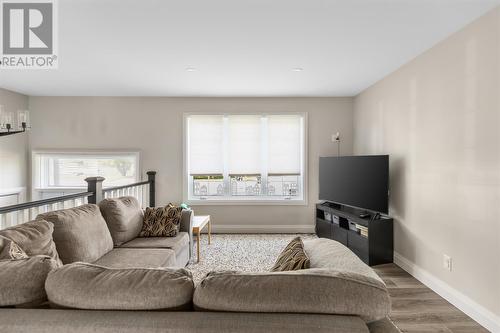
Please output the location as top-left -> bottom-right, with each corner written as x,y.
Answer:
188,115 -> 224,175
267,115 -> 302,175
185,113 -> 305,202
228,115 -> 261,175
33,152 -> 139,188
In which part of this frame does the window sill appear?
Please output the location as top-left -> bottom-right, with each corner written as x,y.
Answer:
186,198 -> 307,206
0,187 -> 25,197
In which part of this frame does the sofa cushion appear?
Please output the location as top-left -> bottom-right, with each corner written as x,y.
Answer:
98,196 -> 144,246
0,235 -> 28,260
303,238 -> 390,292
303,238 -> 382,280
0,256 -> 60,307
120,232 -> 189,252
0,220 -> 61,264
271,237 -> 310,271
38,204 -> 113,264
0,310 -> 370,333
194,239 -> 391,323
139,204 -> 183,237
93,248 -> 177,268
46,262 -> 194,310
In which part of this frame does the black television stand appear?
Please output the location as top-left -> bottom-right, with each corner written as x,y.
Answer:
315,202 -> 393,266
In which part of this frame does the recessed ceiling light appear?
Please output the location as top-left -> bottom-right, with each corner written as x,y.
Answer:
185,67 -> 197,72
292,67 -> 303,72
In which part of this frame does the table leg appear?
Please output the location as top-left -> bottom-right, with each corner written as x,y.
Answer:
208,219 -> 211,245
197,230 -> 200,263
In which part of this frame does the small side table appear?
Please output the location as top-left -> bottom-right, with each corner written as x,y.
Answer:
192,215 -> 211,263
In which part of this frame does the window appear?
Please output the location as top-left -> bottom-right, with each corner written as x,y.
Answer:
33,151 -> 140,191
185,114 -> 306,203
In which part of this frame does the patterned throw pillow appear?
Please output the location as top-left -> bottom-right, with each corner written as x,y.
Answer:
139,204 -> 183,237
0,235 -> 29,260
270,237 -> 310,272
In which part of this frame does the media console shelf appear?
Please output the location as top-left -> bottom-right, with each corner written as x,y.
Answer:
315,202 -> 393,266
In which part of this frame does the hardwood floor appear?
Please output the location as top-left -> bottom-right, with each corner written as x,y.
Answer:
373,264 -> 489,333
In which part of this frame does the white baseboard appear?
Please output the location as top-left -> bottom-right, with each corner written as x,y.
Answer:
394,252 -> 500,333
208,224 -> 315,234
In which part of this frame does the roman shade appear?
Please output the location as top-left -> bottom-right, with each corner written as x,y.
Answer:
267,115 -> 302,175
228,115 -> 262,175
188,115 -> 224,176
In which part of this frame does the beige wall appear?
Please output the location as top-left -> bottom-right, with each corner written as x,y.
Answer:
0,88 -> 29,201
354,7 -> 500,322
28,97 -> 353,232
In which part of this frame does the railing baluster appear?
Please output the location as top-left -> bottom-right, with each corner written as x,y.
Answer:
1,214 -> 6,229
138,186 -> 143,207
133,186 -> 138,201
7,212 -> 13,228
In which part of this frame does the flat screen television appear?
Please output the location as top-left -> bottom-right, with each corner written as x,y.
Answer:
319,155 -> 389,214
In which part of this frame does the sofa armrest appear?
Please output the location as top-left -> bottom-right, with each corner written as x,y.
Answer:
179,209 -> 193,233
180,209 -> 193,260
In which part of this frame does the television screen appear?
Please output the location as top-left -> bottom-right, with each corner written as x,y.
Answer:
319,155 -> 389,214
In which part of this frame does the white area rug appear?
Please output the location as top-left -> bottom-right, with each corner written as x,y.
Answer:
186,233 -> 316,284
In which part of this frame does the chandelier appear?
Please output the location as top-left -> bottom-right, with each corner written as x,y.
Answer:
0,105 -> 30,137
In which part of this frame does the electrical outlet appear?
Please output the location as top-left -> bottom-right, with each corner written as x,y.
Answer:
443,254 -> 452,271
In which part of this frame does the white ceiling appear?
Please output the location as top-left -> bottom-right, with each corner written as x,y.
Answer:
1,0 -> 499,97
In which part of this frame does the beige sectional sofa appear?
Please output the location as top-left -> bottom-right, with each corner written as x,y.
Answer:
37,198 -> 193,268
0,197 -> 399,333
